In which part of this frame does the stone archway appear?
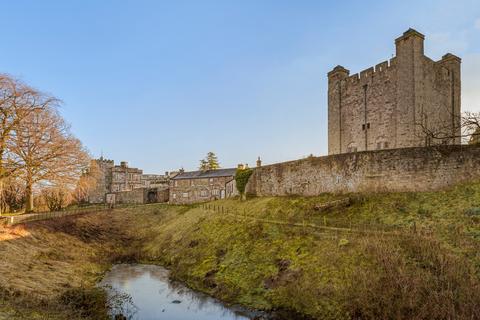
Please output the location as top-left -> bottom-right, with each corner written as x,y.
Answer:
147,190 -> 157,203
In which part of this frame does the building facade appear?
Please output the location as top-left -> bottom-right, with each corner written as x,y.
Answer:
87,157 -> 114,204
87,158 -> 168,204
111,161 -> 143,192
141,173 -> 170,188
328,28 -> 461,155
169,168 -> 238,204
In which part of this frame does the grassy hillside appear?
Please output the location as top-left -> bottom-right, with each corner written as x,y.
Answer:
1,182 -> 480,319
136,182 -> 480,319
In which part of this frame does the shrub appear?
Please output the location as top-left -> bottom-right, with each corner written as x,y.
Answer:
235,168 -> 253,200
42,188 -> 70,211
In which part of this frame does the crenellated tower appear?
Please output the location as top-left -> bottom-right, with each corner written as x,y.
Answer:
327,28 -> 461,155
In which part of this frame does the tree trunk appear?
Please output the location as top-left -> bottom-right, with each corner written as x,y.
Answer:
25,180 -> 34,213
0,148 -> 4,214
0,178 -> 4,214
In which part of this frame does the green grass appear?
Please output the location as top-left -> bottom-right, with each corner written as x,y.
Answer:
133,181 -> 480,319
2,182 -> 480,319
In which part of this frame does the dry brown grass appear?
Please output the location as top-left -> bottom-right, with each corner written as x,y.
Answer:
0,205 -> 178,319
0,211 -> 130,319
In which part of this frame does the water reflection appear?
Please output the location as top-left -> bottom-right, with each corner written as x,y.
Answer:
99,264 -> 252,320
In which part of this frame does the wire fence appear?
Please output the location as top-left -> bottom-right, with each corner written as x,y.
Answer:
199,202 -> 434,238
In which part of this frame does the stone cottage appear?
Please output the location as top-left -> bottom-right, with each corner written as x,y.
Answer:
169,168 -> 238,204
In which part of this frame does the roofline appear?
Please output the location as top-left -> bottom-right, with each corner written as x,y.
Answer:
171,168 -> 237,180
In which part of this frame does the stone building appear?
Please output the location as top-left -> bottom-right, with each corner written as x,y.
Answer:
141,173 -> 170,188
111,161 -> 143,192
328,28 -> 461,155
87,157 -> 114,204
169,168 -> 238,204
87,158 -> 143,203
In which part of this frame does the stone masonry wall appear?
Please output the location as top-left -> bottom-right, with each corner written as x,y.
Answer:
115,188 -> 145,204
246,145 -> 480,196
170,176 -> 236,205
328,29 -> 461,155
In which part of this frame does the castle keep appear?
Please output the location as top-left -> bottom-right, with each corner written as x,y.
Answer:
244,28 -> 480,198
328,29 -> 461,155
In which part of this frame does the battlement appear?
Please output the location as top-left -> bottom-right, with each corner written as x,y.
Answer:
328,28 -> 461,156
96,158 -> 114,165
328,28 -> 428,86
345,58 -> 396,84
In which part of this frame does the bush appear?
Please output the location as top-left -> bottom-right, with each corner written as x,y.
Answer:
235,168 -> 253,200
42,188 -> 69,211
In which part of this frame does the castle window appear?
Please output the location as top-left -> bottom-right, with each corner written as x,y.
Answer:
384,142 -> 389,148
377,142 -> 382,150
200,190 -> 208,197
362,124 -> 365,130
367,123 -> 370,129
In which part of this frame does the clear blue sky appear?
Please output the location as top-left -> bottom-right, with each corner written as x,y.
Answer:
1,0 -> 480,173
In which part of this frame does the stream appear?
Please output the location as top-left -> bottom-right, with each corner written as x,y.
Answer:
99,264 -> 267,320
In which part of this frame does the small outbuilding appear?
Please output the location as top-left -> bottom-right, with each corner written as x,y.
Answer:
169,168 -> 238,204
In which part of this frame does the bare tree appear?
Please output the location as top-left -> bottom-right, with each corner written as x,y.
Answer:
0,74 -> 51,212
415,103 -> 462,146
416,107 -> 480,145
9,107 -> 89,212
462,111 -> 480,144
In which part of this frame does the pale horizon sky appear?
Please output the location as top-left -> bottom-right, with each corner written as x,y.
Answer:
1,1 -> 480,173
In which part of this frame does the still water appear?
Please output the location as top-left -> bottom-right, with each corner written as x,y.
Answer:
99,264 -> 257,320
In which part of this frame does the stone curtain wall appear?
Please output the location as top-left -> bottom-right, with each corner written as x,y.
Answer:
246,145 -> 480,196
115,188 -> 145,204
156,188 -> 170,203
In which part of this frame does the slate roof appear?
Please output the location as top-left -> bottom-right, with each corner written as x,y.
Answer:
171,168 -> 237,180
